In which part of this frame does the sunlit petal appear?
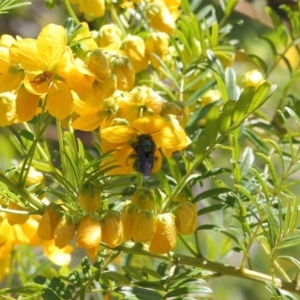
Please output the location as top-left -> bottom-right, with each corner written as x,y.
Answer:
47,81 -> 73,119
37,24 -> 67,71
101,125 -> 136,143
10,38 -> 42,71
16,85 -> 40,122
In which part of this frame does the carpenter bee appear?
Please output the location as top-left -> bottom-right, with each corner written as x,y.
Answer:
130,134 -> 156,178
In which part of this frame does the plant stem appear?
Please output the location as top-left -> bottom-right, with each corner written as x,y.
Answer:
62,0 -> 80,24
119,243 -> 300,295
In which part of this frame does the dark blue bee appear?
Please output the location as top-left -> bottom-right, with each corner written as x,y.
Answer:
131,134 -> 156,178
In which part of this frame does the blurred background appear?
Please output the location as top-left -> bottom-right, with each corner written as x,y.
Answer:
1,1 -> 300,299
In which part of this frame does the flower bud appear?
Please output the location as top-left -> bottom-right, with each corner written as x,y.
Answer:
25,166 -> 44,187
131,188 -> 154,211
121,203 -> 138,241
120,35 -> 148,73
0,92 -> 16,126
145,32 -> 169,69
86,49 -> 111,82
79,184 -> 101,212
54,216 -> 76,248
132,211 -> 154,243
146,2 -> 175,34
101,210 -> 123,248
85,245 -> 100,260
76,215 -> 101,249
200,89 -> 222,108
241,70 -> 265,89
161,101 -> 190,128
98,24 -> 123,48
78,0 -> 105,18
37,204 -> 62,240
149,213 -> 177,254
106,50 -> 135,91
173,201 -> 197,235
6,201 -> 29,225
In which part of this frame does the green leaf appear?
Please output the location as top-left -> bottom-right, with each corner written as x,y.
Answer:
19,129 -> 35,141
278,231 -> 300,249
265,6 -> 289,46
186,78 -> 216,106
218,100 -> 236,134
194,132 -> 210,158
256,152 -> 278,187
166,156 -> 182,184
122,266 -> 148,281
223,0 -> 239,17
101,271 -> 132,285
278,256 -> 300,269
156,170 -> 172,197
251,167 -> 269,203
115,286 -> 163,300
197,204 -> 226,215
165,284 -> 212,298
240,147 -> 254,177
225,67 -> 238,101
193,187 -> 231,202
232,86 -> 255,124
203,105 -> 220,146
248,54 -> 268,74
247,81 -> 276,114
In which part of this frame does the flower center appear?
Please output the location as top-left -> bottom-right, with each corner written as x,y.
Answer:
30,71 -> 53,87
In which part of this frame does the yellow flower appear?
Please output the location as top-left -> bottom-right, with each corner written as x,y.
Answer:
71,94 -> 118,131
120,35 -> 148,73
0,34 -> 16,73
43,240 -> 73,266
117,86 -> 163,123
101,211 -> 123,248
161,101 -> 190,128
132,211 -> 154,243
0,256 -> 11,283
97,24 -> 123,48
146,0 -> 175,34
173,201 -> 197,235
53,216 -> 76,249
79,184 -> 101,212
131,188 -> 154,211
9,24 -> 74,120
145,32 -> 169,69
76,215 -> 102,249
37,204 -> 62,241
0,219 -> 14,260
105,50 -> 135,91
0,92 -> 17,126
149,213 -> 177,254
6,201 -> 29,226
100,115 -> 190,175
200,89 -> 222,107
241,70 -> 265,89
70,0 -> 105,18
85,49 -> 111,82
121,203 -> 138,241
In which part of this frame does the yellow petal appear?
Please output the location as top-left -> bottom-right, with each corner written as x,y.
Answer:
0,92 -> 16,126
47,81 -> 73,119
24,72 -> 51,95
16,86 -> 40,122
72,112 -> 102,131
0,66 -> 24,93
37,24 -> 67,71
0,256 -> 11,282
101,125 -> 136,143
10,38 -> 42,71
43,240 -> 73,266
132,115 -> 164,134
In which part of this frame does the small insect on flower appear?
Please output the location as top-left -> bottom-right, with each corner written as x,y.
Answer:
130,134 -> 157,178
